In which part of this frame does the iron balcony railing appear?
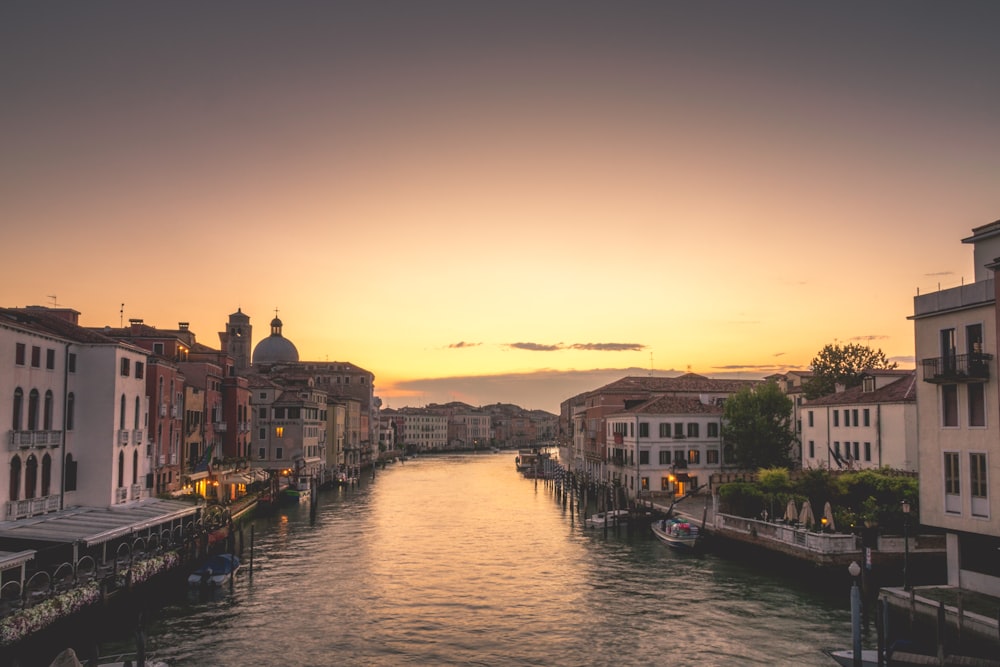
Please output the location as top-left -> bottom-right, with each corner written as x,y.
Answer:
921,352 -> 992,384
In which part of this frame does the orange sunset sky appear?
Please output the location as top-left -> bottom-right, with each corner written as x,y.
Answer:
2,2 -> 998,414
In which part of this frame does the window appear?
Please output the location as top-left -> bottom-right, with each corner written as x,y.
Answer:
833,411 -> 839,427
834,441 -> 841,457
971,453 -> 988,517
9,456 -> 20,501
117,451 -> 125,488
15,343 -> 26,366
967,323 -> 984,355
639,450 -> 649,465
275,426 -> 284,438
12,388 -> 23,431
706,450 -> 719,464
259,392 -> 267,399
66,392 -> 75,430
853,442 -> 860,460
707,422 -> 719,438
864,442 -> 871,462
45,348 -> 55,370
941,328 -> 957,368
275,447 -> 283,459
661,476 -> 671,491
673,423 -> 683,438
808,440 -> 815,458
258,447 -> 266,459
64,454 -> 77,491
639,422 -> 649,438
687,449 -> 700,464
132,450 -> 139,485
119,394 -> 126,429
41,454 -> 51,497
674,450 -> 685,465
120,358 -> 130,376
135,361 -> 144,379
863,409 -> 870,427
640,476 -> 649,490
808,411 -> 814,428
153,342 -> 164,355
687,423 -> 699,438
68,352 -> 76,373
944,452 -> 960,495
852,409 -> 859,427
134,396 -> 141,428
31,346 -> 41,368
43,390 -> 53,430
941,385 -> 959,427
27,389 -> 39,430
659,450 -> 671,465
659,423 -> 670,437
968,383 -> 986,427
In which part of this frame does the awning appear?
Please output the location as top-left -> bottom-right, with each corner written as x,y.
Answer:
0,549 -> 35,572
674,472 -> 692,482
0,498 -> 200,548
223,472 -> 252,485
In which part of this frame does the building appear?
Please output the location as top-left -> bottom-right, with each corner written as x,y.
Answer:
249,375 -> 327,478
910,220 -> 1000,596
606,394 -> 725,499
799,370 -> 917,471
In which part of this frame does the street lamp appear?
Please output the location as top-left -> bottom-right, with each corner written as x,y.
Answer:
848,560 -> 862,667
902,499 -> 911,591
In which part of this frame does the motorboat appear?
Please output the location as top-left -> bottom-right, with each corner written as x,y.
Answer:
585,510 -> 629,528
188,553 -> 241,587
651,518 -> 701,551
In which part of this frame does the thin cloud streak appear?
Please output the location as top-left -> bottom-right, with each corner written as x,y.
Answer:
503,342 -> 645,352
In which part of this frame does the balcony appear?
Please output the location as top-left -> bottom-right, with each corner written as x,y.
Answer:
214,421 -> 228,432
116,487 -> 127,503
8,430 -> 62,450
5,495 -> 60,520
159,404 -> 167,417
133,429 -> 144,444
118,430 -> 129,445
921,352 -> 993,384
158,454 -> 166,465
131,484 -> 142,500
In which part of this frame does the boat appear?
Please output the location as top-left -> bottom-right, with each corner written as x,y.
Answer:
823,648 -> 878,667
187,553 -> 241,587
585,509 -> 629,528
651,518 -> 701,551
281,475 -> 312,503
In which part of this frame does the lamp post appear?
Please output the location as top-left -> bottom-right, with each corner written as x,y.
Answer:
902,499 -> 911,591
849,560 -> 862,667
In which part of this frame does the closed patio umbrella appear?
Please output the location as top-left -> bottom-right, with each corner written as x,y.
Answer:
784,499 -> 798,523
799,500 -> 815,529
823,501 -> 836,532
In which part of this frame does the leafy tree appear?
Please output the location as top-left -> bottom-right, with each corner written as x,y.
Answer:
722,381 -> 797,469
803,342 -> 897,399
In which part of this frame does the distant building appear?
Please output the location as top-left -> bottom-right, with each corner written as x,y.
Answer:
799,370 -> 917,471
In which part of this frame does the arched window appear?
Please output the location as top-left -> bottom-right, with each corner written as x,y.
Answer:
9,456 -> 21,501
119,394 -> 126,430
28,389 -> 39,430
132,450 -> 138,485
158,375 -> 164,404
66,392 -> 75,431
64,453 -> 77,492
25,455 -> 37,499
134,396 -> 140,429
41,454 -> 51,497
117,451 -> 125,488
12,388 -> 23,431
43,390 -> 54,430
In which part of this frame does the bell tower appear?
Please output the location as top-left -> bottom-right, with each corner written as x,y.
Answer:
219,308 -> 252,373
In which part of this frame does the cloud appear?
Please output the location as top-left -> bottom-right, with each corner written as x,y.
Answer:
507,342 -> 563,352
568,342 -> 645,352
504,341 -> 645,352
773,352 -> 786,357
448,341 -> 481,349
924,271 -> 955,277
848,335 -> 889,342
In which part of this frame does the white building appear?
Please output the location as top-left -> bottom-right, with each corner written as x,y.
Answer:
910,220 -> 1000,596
799,370 -> 917,471
605,395 -> 725,500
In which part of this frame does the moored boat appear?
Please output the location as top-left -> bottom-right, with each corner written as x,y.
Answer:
187,553 -> 241,587
651,518 -> 701,551
585,509 -> 629,528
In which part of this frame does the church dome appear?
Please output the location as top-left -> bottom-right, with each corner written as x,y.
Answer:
252,313 -> 299,365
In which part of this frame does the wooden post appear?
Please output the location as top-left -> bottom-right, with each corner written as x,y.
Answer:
936,601 -> 945,663
249,525 -> 255,580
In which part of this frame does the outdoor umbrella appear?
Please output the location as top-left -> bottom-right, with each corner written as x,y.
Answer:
799,500 -> 815,529
784,499 -> 798,523
823,501 -> 836,532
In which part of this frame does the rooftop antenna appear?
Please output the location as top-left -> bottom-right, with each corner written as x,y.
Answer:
120,303 -> 125,327
47,295 -> 58,307
649,351 -> 654,376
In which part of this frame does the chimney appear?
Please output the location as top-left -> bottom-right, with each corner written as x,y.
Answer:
129,318 -> 144,333
178,322 -> 189,331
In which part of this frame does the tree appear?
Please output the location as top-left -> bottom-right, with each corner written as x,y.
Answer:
803,342 -> 897,399
722,381 -> 797,469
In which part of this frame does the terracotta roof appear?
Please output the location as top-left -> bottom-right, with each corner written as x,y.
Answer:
590,374 -> 758,396
804,371 -> 917,406
1,307 -> 116,344
614,395 -> 723,416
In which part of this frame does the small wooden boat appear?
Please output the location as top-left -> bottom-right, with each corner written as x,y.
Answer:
585,510 -> 629,528
651,518 -> 700,551
188,553 -> 240,587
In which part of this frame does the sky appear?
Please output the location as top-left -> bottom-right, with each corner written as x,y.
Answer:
2,2 -> 998,415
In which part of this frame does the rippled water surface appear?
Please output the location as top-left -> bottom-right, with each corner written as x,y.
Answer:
120,453 -> 852,665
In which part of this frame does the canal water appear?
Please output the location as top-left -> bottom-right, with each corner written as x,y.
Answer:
104,452 -> 853,665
